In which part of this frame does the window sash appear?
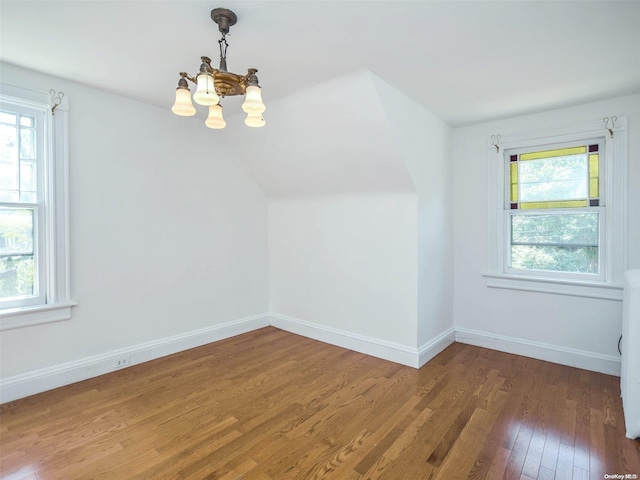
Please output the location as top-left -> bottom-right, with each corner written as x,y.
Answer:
504,207 -> 606,281
505,138 -> 605,211
501,137 -> 607,281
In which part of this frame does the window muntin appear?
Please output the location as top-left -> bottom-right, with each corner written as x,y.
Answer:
505,139 -> 604,278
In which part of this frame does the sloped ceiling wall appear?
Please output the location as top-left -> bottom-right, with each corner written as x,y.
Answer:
370,74 -> 454,346
226,69 -> 416,198
229,69 -> 453,352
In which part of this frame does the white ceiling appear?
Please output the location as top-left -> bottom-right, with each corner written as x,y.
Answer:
1,0 -> 639,127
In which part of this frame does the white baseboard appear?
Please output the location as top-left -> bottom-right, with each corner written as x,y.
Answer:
0,314 -> 270,404
454,327 -> 621,376
269,313 -> 454,369
418,328 -> 456,367
1,314 -> 621,404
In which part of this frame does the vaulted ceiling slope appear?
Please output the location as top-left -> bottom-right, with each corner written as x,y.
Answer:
226,70 -> 417,198
1,1 -> 639,127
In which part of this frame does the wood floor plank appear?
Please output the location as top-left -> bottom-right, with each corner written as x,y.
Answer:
1,327 -> 638,479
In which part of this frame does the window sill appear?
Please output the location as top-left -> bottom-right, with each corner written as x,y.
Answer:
484,273 -> 622,301
0,301 -> 77,330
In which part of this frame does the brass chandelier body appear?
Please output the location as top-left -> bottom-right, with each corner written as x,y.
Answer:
171,8 -> 266,128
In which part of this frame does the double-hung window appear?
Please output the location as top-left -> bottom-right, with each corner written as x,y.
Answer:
486,118 -> 626,300
0,85 -> 73,329
507,140 -> 603,278
0,103 -> 46,308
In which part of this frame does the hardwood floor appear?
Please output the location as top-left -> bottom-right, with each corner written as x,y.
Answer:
1,327 -> 639,479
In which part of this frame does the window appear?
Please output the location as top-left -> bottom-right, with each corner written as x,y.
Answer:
0,85 -> 74,329
486,118 -> 626,300
507,140 -> 603,278
0,105 -> 46,308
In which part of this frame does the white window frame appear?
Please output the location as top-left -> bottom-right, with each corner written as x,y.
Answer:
0,84 -> 75,329
0,102 -> 48,309
485,117 -> 626,300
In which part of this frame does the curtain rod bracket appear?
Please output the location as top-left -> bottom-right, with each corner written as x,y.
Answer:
50,89 -> 64,115
603,116 -> 617,138
491,134 -> 501,152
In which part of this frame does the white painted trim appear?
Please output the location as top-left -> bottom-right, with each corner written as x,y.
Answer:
484,273 -> 623,301
489,116 -> 627,146
454,327 -> 621,376
269,312 -> 455,369
418,327 -> 456,367
269,313 -> 421,367
0,301 -> 77,330
1,312 -> 620,404
0,314 -> 270,403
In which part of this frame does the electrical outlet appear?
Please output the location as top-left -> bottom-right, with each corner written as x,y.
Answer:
113,355 -> 130,369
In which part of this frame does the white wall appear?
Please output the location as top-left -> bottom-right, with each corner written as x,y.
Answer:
371,75 -> 454,348
240,70 -> 425,353
269,193 -> 419,348
0,63 -> 269,380
264,71 -> 455,363
452,93 -> 640,366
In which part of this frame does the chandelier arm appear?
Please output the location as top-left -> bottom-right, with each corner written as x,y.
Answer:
238,68 -> 258,86
180,72 -> 198,84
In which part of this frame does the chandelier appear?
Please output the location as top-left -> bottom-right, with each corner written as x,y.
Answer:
171,8 -> 266,128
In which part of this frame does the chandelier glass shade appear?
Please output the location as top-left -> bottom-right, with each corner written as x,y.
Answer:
171,85 -> 197,116
171,8 -> 265,128
245,113 -> 265,128
193,73 -> 219,106
205,104 -> 226,129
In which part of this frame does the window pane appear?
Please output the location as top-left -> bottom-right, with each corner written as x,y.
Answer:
589,153 -> 599,198
520,146 -> 586,161
19,159 -> 36,194
512,212 -> 598,246
0,190 -> 19,202
511,245 -> 598,274
510,163 -> 518,202
519,155 -> 588,202
0,124 -> 19,198
0,124 -> 17,163
510,212 -> 599,274
0,111 -> 17,125
19,127 -> 35,159
0,255 -> 34,299
520,200 -> 587,210
0,208 -> 34,255
0,121 -> 38,204
0,163 -> 19,195
19,115 -> 34,127
0,208 -> 35,300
